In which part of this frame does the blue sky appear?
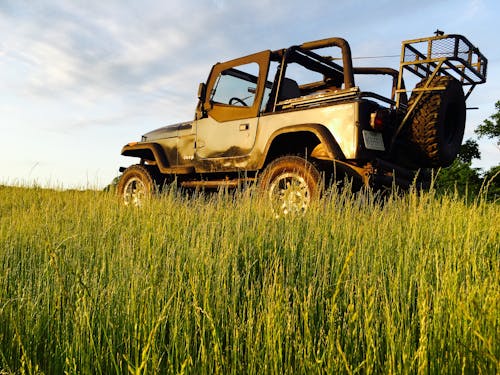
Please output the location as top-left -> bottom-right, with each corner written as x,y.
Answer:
1,0 -> 499,188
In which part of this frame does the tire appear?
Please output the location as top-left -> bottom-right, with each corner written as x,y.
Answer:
406,76 -> 466,167
259,156 -> 322,216
117,165 -> 159,206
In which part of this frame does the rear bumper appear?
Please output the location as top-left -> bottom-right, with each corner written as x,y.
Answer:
369,158 -> 431,190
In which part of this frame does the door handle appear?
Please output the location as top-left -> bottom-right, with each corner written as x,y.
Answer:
239,123 -> 249,131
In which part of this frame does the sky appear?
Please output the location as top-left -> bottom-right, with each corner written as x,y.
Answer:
1,0 -> 499,189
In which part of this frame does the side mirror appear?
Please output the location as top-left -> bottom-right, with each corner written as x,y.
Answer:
198,82 -> 207,102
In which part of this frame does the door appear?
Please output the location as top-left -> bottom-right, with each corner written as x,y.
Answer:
195,50 -> 270,171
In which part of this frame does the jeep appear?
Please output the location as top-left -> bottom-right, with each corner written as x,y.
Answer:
117,32 -> 487,214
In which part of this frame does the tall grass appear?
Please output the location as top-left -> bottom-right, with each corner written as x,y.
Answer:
0,185 -> 498,374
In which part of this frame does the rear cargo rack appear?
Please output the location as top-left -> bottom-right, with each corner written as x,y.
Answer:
390,33 -> 488,150
396,34 -> 487,106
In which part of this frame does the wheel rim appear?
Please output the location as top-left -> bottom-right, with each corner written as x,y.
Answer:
122,177 -> 147,206
268,172 -> 311,216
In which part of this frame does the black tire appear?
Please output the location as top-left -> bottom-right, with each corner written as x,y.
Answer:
259,156 -> 322,216
117,165 -> 159,206
406,76 -> 466,167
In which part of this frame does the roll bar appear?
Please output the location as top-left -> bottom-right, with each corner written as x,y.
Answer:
299,38 -> 355,89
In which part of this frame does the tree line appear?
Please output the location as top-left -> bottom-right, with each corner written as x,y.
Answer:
436,100 -> 500,199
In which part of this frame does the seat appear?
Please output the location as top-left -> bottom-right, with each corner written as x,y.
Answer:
278,78 -> 301,101
264,77 -> 301,113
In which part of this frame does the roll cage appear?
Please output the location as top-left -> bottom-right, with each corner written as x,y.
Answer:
264,38 -> 403,113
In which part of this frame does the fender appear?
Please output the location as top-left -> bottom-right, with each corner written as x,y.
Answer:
121,142 -> 194,174
258,124 -> 346,169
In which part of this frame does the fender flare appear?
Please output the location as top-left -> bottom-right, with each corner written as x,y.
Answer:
259,124 -> 346,169
121,142 -> 170,171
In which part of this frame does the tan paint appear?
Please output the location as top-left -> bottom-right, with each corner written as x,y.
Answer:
195,116 -> 259,159
256,102 -> 358,159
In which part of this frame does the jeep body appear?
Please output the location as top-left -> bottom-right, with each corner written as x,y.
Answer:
118,34 -> 487,208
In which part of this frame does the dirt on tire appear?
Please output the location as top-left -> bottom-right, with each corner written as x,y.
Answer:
259,156 -> 322,216
117,164 -> 159,206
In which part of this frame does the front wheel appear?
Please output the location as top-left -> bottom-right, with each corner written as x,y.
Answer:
117,165 -> 159,206
259,156 -> 322,217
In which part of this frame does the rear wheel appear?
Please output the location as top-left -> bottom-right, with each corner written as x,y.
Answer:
117,165 -> 159,206
406,76 -> 466,167
259,156 -> 322,217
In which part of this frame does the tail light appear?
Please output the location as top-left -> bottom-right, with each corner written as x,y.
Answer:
370,110 -> 387,131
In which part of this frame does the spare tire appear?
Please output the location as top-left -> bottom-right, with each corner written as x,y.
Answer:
405,76 -> 466,167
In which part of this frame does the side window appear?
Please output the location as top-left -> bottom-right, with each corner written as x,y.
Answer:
285,62 -> 324,87
210,63 -> 259,107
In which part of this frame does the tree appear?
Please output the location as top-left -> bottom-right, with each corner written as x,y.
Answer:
104,175 -> 121,192
481,165 -> 500,199
475,100 -> 500,146
435,139 -> 482,196
457,139 -> 481,163
475,100 -> 500,200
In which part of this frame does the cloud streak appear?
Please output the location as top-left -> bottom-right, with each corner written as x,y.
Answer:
1,1 -> 425,101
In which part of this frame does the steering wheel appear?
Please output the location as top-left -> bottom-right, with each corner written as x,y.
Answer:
229,97 -> 248,106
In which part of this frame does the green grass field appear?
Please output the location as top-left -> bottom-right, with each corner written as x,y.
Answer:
0,185 -> 498,374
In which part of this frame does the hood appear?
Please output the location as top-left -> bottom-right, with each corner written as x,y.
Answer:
141,121 -> 192,141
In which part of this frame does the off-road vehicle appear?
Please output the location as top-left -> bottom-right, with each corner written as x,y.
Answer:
118,32 -> 487,213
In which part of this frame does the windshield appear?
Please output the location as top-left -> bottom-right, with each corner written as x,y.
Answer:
210,63 -> 259,107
